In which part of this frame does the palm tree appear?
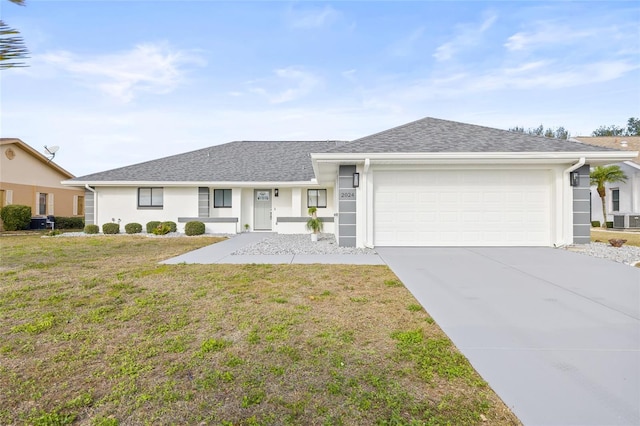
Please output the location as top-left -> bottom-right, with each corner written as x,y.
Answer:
1,0 -> 29,70
590,165 -> 627,228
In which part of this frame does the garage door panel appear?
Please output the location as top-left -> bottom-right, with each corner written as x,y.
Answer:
374,169 -> 551,246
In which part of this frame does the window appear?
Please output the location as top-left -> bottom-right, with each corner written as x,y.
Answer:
138,188 -> 163,208
74,195 -> 85,216
214,189 -> 232,208
612,189 -> 620,212
39,193 -> 47,215
307,189 -> 327,208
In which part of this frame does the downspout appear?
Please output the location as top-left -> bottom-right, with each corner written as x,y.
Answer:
84,184 -> 97,226
363,159 -> 374,248
561,157 -> 586,247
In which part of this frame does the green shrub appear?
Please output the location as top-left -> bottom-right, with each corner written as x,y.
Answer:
84,224 -> 99,234
146,221 -> 161,233
161,221 -> 177,233
102,223 -> 120,234
591,221 -> 601,228
55,216 -> 85,229
606,221 -> 613,228
185,221 -> 205,236
125,222 -> 142,234
0,204 -> 31,231
152,223 -> 171,235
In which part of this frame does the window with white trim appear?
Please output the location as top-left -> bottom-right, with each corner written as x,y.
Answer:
612,189 -> 620,212
138,187 -> 163,208
38,193 -> 47,215
214,189 -> 232,208
307,189 -> 327,208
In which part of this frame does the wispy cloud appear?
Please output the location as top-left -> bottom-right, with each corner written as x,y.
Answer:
433,13 -> 497,62
390,26 -> 425,57
39,43 -> 205,102
248,67 -> 320,104
287,5 -> 341,29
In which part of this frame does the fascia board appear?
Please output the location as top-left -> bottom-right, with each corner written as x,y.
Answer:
623,161 -> 640,170
61,180 -> 323,187
311,151 -> 638,162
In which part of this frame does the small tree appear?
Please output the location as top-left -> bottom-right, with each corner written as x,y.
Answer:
590,165 -> 627,228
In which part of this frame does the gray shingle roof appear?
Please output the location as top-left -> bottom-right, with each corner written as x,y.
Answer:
72,141 -> 346,182
327,117 -> 614,153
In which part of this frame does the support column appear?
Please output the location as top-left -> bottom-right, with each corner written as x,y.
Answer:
338,165 -> 357,247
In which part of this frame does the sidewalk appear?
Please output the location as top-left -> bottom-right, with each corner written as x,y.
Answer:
161,233 -> 386,265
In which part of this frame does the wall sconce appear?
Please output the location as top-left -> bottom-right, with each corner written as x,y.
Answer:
353,173 -> 360,188
569,172 -> 579,187
274,188 -> 279,197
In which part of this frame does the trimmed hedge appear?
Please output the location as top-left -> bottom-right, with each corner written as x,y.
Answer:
146,221 -> 161,233
84,224 -> 99,234
102,223 -> 120,234
606,221 -> 613,229
54,216 -> 85,230
161,221 -> 177,233
125,222 -> 143,234
185,221 -> 205,236
591,221 -> 601,228
0,204 -> 31,231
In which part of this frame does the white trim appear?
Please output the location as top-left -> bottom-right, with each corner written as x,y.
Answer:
312,151 -> 637,162
73,195 -> 78,215
63,180 -> 322,187
47,193 -> 54,215
5,189 -> 12,205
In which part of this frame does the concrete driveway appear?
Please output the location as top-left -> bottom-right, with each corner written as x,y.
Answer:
376,247 -> 640,426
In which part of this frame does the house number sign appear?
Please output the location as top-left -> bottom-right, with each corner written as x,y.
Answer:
256,191 -> 270,201
340,189 -> 356,199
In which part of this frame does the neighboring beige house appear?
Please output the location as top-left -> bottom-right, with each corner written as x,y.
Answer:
573,136 -> 640,227
0,138 -> 84,230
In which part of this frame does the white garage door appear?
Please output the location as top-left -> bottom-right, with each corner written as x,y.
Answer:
374,169 -> 552,246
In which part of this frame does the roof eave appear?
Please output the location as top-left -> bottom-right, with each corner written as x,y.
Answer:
62,180 -> 323,187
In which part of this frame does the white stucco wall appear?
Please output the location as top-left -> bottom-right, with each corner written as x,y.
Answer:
590,162 -> 640,224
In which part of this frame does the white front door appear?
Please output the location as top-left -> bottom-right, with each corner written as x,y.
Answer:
254,190 -> 272,230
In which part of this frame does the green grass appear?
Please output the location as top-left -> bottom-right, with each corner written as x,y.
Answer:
0,234 -> 520,425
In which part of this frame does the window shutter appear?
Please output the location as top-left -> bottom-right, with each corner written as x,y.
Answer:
35,192 -> 41,215
73,195 -> 78,215
48,193 -> 54,215
6,190 -> 12,205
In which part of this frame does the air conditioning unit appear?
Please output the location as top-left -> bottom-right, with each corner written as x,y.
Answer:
612,214 -> 640,229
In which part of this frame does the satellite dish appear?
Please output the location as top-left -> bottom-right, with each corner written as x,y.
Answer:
44,145 -> 60,162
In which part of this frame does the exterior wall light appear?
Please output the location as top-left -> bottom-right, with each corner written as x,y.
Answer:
569,172 -> 579,187
274,188 -> 279,197
353,173 -> 360,188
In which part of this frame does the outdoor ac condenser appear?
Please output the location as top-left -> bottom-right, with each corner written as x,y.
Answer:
612,214 -> 640,229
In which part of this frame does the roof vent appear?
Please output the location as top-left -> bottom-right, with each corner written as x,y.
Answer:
620,140 -> 628,148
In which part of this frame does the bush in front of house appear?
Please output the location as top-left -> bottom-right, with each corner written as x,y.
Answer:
0,204 -> 31,231
591,221 -> 601,228
152,223 -> 172,235
55,216 -> 85,229
125,222 -> 142,234
102,223 -> 120,234
606,221 -> 613,228
185,221 -> 205,236
84,224 -> 99,234
161,221 -> 177,233
146,221 -> 161,233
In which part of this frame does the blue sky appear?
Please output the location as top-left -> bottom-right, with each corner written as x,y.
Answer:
2,1 -> 639,176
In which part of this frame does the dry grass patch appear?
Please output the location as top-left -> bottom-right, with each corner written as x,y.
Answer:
591,229 -> 640,247
0,235 -> 520,425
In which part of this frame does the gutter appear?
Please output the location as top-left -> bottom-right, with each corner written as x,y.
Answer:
84,184 -> 97,226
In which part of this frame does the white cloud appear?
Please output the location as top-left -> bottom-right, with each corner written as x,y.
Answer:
39,43 -> 205,102
433,13 -> 497,62
390,26 -> 425,57
287,5 -> 340,29
248,67 -> 320,104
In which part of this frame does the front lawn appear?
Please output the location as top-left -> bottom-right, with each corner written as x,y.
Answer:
0,235 -> 519,425
591,229 -> 640,247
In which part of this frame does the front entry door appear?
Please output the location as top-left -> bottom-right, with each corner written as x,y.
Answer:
254,190 -> 272,230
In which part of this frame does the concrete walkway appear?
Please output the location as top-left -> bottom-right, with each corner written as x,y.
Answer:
161,233 -> 385,265
376,247 -> 640,426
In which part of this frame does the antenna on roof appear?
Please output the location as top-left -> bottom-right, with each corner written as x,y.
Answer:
44,145 -> 59,163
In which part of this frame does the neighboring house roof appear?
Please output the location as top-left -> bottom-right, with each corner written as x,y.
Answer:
0,138 -> 76,179
71,141 -> 346,183
572,136 -> 640,165
328,117 -> 614,153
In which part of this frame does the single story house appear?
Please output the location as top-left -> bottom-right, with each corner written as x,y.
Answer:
0,138 -> 85,230
63,117 -> 636,247
573,136 -> 640,228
